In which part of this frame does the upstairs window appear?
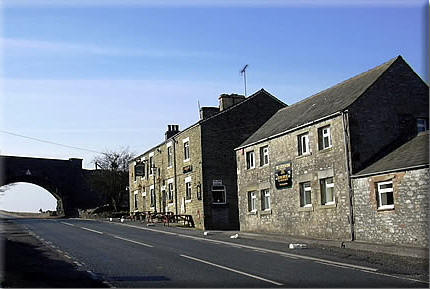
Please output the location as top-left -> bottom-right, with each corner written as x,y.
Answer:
167,145 -> 173,167
149,154 -> 154,176
376,181 -> 394,210
417,118 -> 429,133
299,182 -> 312,207
298,133 -> 310,156
318,126 -> 332,150
246,151 -> 255,169
261,189 -> 271,210
259,146 -> 269,166
320,177 -> 335,205
183,139 -> 190,161
248,191 -> 257,212
212,185 -> 226,204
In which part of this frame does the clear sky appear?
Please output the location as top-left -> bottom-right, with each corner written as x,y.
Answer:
0,0 -> 428,212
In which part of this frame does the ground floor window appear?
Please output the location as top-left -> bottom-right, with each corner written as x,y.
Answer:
133,191 -> 139,210
185,178 -> 192,200
248,191 -> 257,212
376,180 -> 394,209
299,182 -> 312,207
150,186 -> 155,207
168,182 -> 174,202
320,177 -> 334,205
261,189 -> 271,210
212,185 -> 226,204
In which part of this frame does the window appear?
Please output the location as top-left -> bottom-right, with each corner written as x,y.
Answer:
299,182 -> 312,207
376,181 -> 394,209
417,118 -> 428,132
318,126 -> 332,150
149,153 -> 154,176
298,133 -> 310,156
261,189 -> 271,210
246,151 -> 255,169
133,191 -> 139,210
248,191 -> 257,212
185,178 -> 192,200
150,186 -> 155,207
183,138 -> 190,161
320,177 -> 334,205
167,145 -> 173,167
212,185 -> 226,204
168,182 -> 174,202
259,146 -> 269,166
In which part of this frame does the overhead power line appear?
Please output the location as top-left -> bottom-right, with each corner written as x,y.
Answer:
0,130 -> 103,154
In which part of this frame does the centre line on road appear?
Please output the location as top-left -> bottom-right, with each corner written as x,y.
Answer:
181,254 -> 283,286
112,235 -> 154,248
80,227 -> 104,234
61,222 -> 75,226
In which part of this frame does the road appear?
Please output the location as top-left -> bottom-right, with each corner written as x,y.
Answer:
5,216 -> 429,288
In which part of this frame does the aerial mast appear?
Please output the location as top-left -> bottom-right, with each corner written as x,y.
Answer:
240,64 -> 248,96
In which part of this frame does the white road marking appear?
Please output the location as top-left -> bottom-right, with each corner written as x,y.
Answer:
181,254 -> 283,286
359,269 -> 429,285
61,222 -> 75,227
80,227 -> 104,234
112,235 -> 154,248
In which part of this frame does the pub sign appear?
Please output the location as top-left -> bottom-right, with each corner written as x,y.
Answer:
135,163 -> 145,176
274,161 -> 292,189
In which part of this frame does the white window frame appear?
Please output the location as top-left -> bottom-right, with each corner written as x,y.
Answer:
260,145 -> 269,167
319,126 -> 332,150
246,150 -> 255,169
183,137 -> 190,162
185,176 -> 192,201
248,191 -> 257,212
377,181 -> 394,210
166,142 -> 173,168
261,189 -> 271,210
212,185 -> 226,204
299,182 -> 312,207
320,177 -> 335,205
150,185 -> 155,208
149,152 -> 154,176
167,178 -> 174,201
133,191 -> 139,211
298,133 -> 310,156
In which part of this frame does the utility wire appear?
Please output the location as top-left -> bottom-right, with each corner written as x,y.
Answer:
0,130 -> 103,154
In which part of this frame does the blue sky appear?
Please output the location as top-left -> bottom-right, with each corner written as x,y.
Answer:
0,0 -> 428,212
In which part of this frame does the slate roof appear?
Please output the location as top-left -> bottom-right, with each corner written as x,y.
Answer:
353,131 -> 429,177
238,56 -> 402,149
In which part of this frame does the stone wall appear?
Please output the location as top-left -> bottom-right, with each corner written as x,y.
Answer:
352,168 -> 429,248
237,115 -> 352,240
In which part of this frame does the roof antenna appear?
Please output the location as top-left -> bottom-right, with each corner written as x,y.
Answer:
240,64 -> 248,96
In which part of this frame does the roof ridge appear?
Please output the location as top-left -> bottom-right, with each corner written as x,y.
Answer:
279,55 -> 400,111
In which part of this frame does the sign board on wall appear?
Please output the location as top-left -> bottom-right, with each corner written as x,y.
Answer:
135,163 -> 145,176
274,161 -> 292,189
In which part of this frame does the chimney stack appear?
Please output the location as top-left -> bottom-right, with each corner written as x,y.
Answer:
219,93 -> 245,111
165,124 -> 180,140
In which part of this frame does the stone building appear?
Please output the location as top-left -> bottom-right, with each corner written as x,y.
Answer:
129,89 -> 285,230
235,56 -> 428,242
351,131 -> 429,248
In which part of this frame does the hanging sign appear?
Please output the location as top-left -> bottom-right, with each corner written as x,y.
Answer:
135,163 -> 145,176
274,161 -> 292,189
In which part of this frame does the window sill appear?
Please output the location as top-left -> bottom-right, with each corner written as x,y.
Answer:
296,152 -> 312,159
247,211 -> 257,215
318,146 -> 333,153
184,159 -> 191,163
259,164 -> 269,168
377,205 -> 394,211
167,202 -> 174,207
298,205 -> 313,212
246,167 -> 256,170
260,209 -> 272,215
319,203 -> 337,209
185,199 -> 192,203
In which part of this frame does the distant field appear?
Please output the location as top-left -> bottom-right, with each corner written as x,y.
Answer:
0,210 -> 59,218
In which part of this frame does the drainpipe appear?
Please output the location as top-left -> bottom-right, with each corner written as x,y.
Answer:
342,110 -> 355,241
173,137 -> 178,216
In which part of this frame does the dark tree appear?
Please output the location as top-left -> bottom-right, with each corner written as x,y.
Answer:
91,148 -> 135,212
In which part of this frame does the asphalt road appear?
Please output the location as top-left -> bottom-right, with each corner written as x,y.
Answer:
9,217 -> 429,288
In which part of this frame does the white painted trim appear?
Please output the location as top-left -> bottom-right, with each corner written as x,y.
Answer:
185,176 -> 192,183
182,137 -> 190,143
167,178 -> 174,184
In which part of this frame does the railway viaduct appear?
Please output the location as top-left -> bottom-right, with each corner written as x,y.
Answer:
0,155 -> 104,216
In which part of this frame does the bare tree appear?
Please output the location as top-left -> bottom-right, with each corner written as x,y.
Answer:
91,148 -> 135,212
